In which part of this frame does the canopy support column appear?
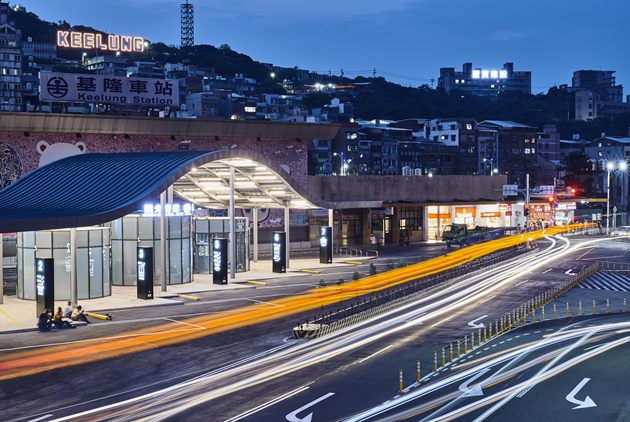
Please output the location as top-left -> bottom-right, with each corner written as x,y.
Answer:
284,205 -> 290,269
229,168 -> 236,279
160,191 -> 167,292
70,228 -> 77,306
0,233 -> 3,305
253,209 -> 259,263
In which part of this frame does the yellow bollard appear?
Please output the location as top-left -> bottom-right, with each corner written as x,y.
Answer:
542,305 -> 545,321
508,314 -> 512,330
553,303 -> 557,319
495,320 -> 499,334
450,342 -> 453,363
442,347 -> 446,367
434,351 -> 438,372
477,329 -> 481,347
606,299 -> 610,314
579,300 -> 583,316
592,300 -> 596,315
399,370 -> 404,392
566,302 -> 569,317
489,323 -> 493,338
464,336 -> 468,354
457,340 -> 461,358
624,298 -> 628,313
417,360 -> 421,383
484,326 -> 487,343
471,332 -> 475,350
532,308 -> 536,323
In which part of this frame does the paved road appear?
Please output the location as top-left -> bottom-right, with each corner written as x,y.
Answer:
1,235 -> 627,422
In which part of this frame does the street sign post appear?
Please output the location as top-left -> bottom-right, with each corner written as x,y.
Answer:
212,238 -> 228,285
272,232 -> 287,273
137,247 -> 154,300
35,258 -> 54,317
319,226 -> 332,264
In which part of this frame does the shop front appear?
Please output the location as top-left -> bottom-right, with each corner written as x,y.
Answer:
426,205 -> 452,241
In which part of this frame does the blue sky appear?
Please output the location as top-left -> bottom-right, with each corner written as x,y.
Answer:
18,0 -> 630,93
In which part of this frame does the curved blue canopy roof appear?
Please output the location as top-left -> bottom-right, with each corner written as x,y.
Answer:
0,151 -> 213,232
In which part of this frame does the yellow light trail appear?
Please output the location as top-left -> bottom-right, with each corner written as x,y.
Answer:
0,225 -> 586,380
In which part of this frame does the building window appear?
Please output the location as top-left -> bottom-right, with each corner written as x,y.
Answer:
524,148 -> 531,154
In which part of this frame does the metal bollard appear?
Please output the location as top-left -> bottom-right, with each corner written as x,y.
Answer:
624,298 -> 628,313
399,370 -> 404,392
457,340 -> 461,358
417,360 -> 421,383
450,343 -> 453,363
554,303 -> 557,319
442,347 -> 446,367
434,351 -> 438,372
477,329 -> 481,347
579,300 -> 583,316
542,305 -> 545,321
592,300 -> 596,315
606,299 -> 610,314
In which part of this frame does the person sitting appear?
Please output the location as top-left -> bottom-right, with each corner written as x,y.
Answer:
63,301 -> 74,319
52,306 -> 74,329
37,309 -> 52,331
71,305 -> 90,324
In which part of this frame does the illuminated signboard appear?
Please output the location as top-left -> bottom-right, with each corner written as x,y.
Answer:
212,238 -> 228,284
272,231 -> 286,273
471,69 -> 508,79
39,71 -> 180,106
57,30 -> 145,53
35,258 -> 54,317
142,203 -> 195,217
137,247 -> 154,300
319,226 -> 332,264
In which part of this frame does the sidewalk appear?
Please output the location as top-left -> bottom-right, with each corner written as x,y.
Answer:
0,256 -> 374,333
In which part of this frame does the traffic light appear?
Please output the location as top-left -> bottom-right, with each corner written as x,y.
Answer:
547,194 -> 558,209
566,186 -> 577,196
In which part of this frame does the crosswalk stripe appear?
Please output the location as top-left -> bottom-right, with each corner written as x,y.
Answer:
580,272 -> 630,292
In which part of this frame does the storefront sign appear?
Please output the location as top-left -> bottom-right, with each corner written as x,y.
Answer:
212,238 -> 228,284
40,71 -> 180,106
56,30 -> 145,53
35,258 -> 54,318
455,207 -> 476,218
137,247 -> 154,300
556,202 -> 577,210
272,232 -> 286,273
480,211 -> 501,218
142,203 -> 194,217
498,203 -> 511,212
319,226 -> 332,264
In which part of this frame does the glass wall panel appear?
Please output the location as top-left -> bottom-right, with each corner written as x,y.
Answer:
123,240 -> 137,285
77,248 -> 89,299
123,217 -> 137,240
36,232 -> 51,249
23,250 -> 35,300
90,247 -> 103,298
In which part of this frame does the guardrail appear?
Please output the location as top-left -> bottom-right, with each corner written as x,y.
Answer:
597,261 -> 630,274
293,243 -> 536,339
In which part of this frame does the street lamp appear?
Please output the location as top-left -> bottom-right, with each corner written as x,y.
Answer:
606,160 -> 628,235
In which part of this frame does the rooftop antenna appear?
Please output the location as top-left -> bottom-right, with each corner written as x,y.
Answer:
181,1 -> 194,47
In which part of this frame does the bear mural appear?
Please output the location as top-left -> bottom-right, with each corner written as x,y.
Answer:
0,142 -> 22,189
37,141 -> 87,167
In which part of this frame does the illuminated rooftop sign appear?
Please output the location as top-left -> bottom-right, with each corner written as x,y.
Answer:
471,69 -> 508,79
57,30 -> 146,53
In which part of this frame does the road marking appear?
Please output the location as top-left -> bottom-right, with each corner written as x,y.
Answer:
458,368 -> 490,397
542,269 -> 553,274
245,298 -> 285,307
576,247 -> 593,260
565,268 -> 576,275
566,378 -> 597,409
224,385 -> 310,422
479,295 -> 496,305
468,315 -> 488,329
286,392 -> 335,422
431,314 -> 457,327
358,345 -> 394,363
515,279 -> 529,287
0,306 -> 17,323
26,414 -> 53,422
163,318 -> 206,330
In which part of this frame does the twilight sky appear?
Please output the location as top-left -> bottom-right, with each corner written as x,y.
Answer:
18,0 -> 630,94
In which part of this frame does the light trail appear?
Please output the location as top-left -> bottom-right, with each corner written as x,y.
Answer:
40,233 -> 584,421
0,226 -> 585,381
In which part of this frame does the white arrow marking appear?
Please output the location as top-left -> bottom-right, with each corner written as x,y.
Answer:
458,368 -> 490,397
565,268 -> 576,275
286,392 -> 335,422
566,378 -> 597,410
468,315 -> 488,329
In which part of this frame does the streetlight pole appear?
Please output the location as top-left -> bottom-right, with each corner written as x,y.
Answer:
606,166 -> 611,235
